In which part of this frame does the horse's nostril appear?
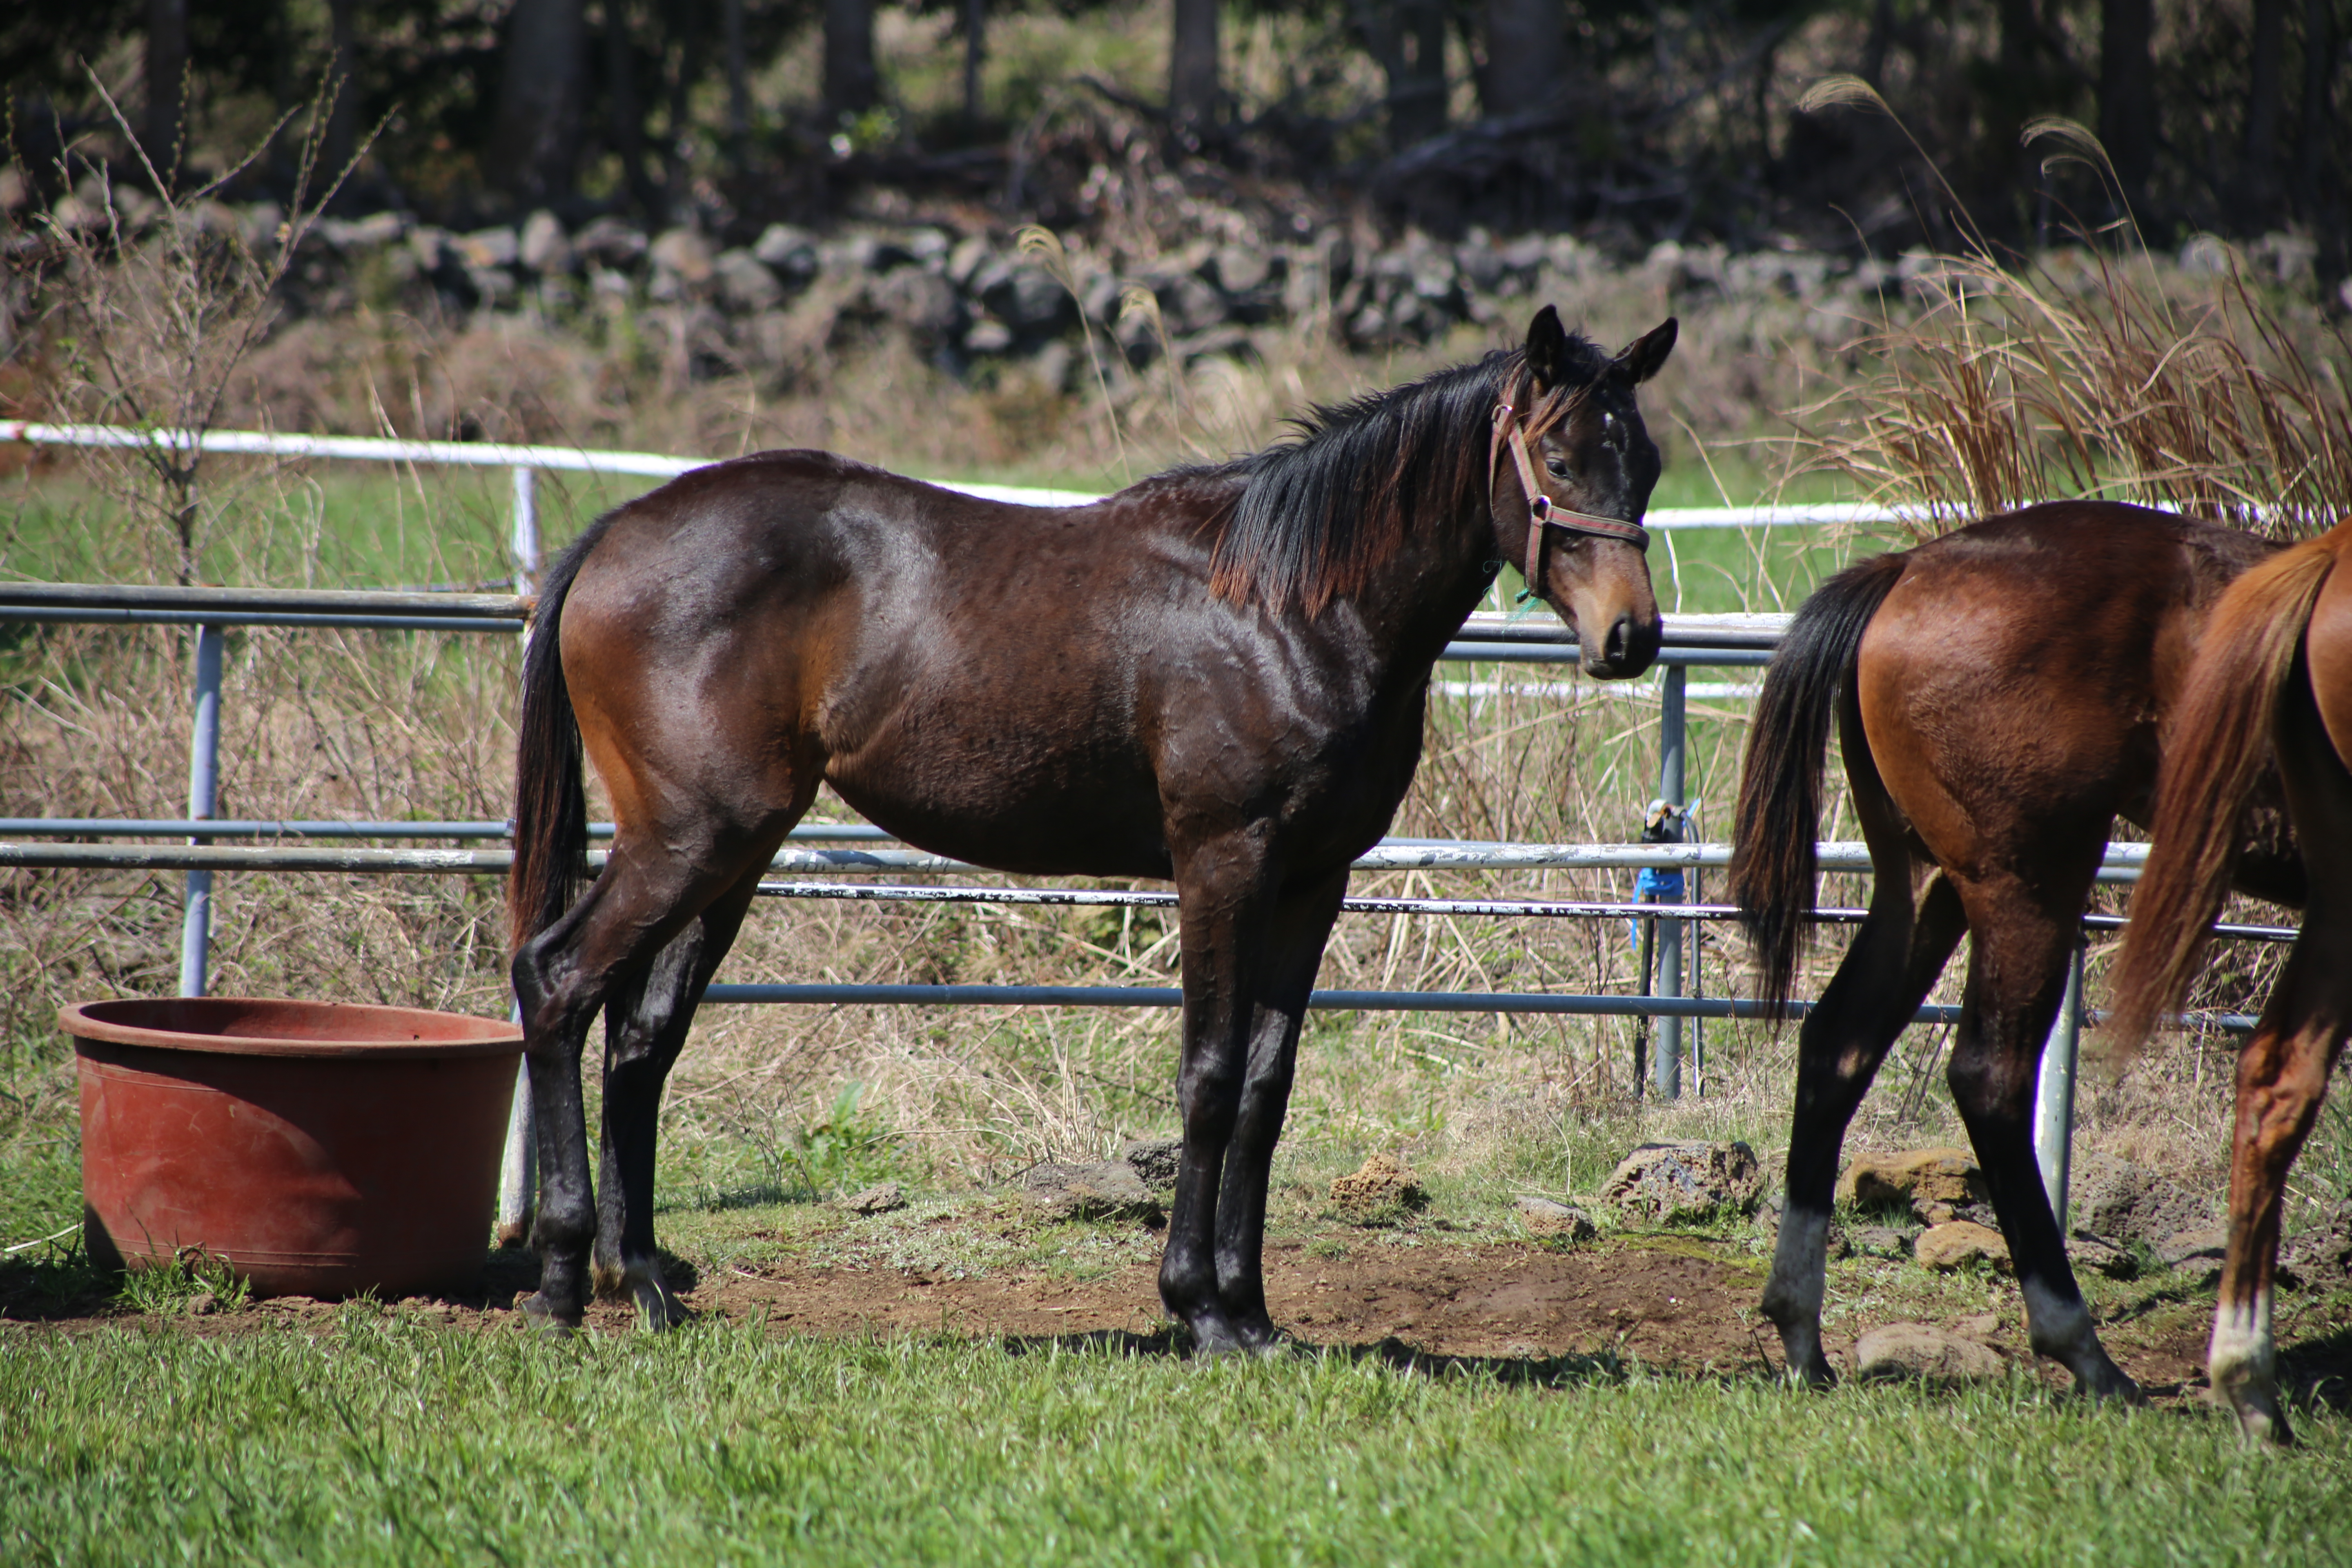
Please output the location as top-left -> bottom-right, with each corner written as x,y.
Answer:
1603,616 -> 1632,667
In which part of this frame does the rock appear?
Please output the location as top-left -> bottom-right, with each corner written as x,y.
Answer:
872,268 -> 960,334
649,227 -> 715,285
2067,1231 -> 2138,1278
187,1288 -> 220,1317
2157,1225 -> 2228,1270
1915,1220 -> 2010,1272
841,1181 -> 905,1216
2070,1153 -> 2215,1247
455,225 -> 519,270
1599,1140 -> 1763,1223
574,216 -> 648,268
944,234 -> 993,287
1211,243 -> 1272,296
1953,1312 -> 2000,1337
319,210 -> 407,250
978,262 -> 1071,334
1916,1198 -> 1995,1229
518,210 -> 572,274
1837,1147 -> 1987,1216
1516,1198 -> 1597,1241
1848,1225 -> 1911,1258
1021,1160 -> 1160,1223
1854,1322 -> 2008,1384
715,249 -> 782,312
963,317 -> 1014,354
1329,1153 -> 1427,1214
1120,1138 -> 1182,1191
754,223 -> 818,272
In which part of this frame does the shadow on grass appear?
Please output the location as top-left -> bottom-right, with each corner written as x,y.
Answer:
2283,1320 -> 2352,1415
998,1326 -> 1642,1389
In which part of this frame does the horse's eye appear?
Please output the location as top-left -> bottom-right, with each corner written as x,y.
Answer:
1545,458 -> 1570,479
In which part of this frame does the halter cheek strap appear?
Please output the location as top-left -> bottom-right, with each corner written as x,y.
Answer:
1490,402 -> 1649,601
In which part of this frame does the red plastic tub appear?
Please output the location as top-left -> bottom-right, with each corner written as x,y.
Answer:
64,997 -> 525,1298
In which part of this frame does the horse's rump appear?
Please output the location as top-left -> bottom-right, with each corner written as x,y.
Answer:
2107,522 -> 2352,1053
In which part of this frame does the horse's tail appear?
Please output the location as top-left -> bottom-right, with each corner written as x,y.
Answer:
2105,524 -> 2352,1055
508,517 -> 615,952
1730,549 -> 1911,1017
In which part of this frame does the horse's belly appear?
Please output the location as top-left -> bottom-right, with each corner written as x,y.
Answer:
825,759 -> 1175,880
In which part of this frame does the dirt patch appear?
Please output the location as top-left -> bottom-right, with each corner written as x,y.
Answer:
704,1236 -> 1771,1369
13,1218 -> 2334,1408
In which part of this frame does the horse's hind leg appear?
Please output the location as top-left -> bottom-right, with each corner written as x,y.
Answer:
512,839 -> 775,1330
2212,679 -> 2352,1445
592,857 -> 777,1328
1762,869 -> 1964,1385
1762,702 -> 1966,1386
1943,873 -> 2138,1400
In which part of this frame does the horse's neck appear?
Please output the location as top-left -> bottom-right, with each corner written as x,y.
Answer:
1343,500 -> 1501,673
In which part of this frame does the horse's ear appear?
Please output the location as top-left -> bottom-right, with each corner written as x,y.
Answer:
1523,305 -> 1572,389
1614,318 -> 1678,385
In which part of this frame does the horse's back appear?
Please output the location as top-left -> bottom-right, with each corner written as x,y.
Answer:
1855,501 -> 2275,864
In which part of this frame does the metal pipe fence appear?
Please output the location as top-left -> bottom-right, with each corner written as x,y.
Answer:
0,420 -> 2256,1230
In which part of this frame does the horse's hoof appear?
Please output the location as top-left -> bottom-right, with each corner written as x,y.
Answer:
2074,1361 -> 2145,1405
517,1291 -> 584,1336
634,1285 -> 695,1332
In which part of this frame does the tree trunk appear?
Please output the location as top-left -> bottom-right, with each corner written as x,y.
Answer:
324,0 -> 359,180
1170,0 -> 1220,129
824,0 -> 879,127
1482,0 -> 1564,118
1395,0 -> 1450,148
2245,0 -> 2287,216
603,0 -> 663,220
724,0 -> 750,170
964,0 -> 987,125
2100,0 -> 2156,213
145,0 -> 188,184
490,0 -> 588,208
2296,0 -> 2338,214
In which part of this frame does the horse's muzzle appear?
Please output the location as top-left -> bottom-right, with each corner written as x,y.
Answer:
1583,611 -> 1662,679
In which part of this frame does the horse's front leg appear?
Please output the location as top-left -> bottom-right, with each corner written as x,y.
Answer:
1161,840 -> 1285,1356
1213,867 -> 1350,1350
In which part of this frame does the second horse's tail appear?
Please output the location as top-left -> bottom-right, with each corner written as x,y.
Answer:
1730,550 -> 1909,1015
2106,524 -> 2352,1053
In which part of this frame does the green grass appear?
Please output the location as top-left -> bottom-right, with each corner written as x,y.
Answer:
4,1315 -> 2348,1566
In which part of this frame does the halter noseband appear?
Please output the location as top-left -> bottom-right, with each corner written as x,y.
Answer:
1490,401 -> 1649,602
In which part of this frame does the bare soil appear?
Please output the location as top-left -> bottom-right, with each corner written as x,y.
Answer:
18,1224 -> 2303,1406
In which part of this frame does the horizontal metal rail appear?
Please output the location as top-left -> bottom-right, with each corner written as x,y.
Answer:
695,981 -> 2260,1034
0,420 -> 1901,527
0,817 -> 893,842
0,837 -> 2156,880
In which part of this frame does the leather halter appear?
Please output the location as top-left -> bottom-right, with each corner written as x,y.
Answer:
1490,401 -> 1649,601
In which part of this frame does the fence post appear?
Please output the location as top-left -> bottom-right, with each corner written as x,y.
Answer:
511,465 -> 540,593
498,472 -> 540,1243
1651,664 -> 1687,1100
177,623 -> 224,997
2033,937 -> 2084,1233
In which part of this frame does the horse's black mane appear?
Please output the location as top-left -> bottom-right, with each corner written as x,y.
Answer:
1201,330 -> 1613,614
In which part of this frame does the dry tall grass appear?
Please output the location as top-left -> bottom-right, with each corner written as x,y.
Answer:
1787,84 -> 2352,538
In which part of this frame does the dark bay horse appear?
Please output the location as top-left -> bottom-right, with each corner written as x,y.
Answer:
2108,519 -> 2352,1444
509,306 -> 1679,1344
1731,501 -> 2301,1396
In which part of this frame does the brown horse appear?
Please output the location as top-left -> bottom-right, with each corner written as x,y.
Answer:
508,306 -> 1678,1344
2107,519 -> 2352,1444
1731,501 -> 2301,1396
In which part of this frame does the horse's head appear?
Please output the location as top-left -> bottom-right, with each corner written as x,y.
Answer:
1494,306 -> 1675,679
